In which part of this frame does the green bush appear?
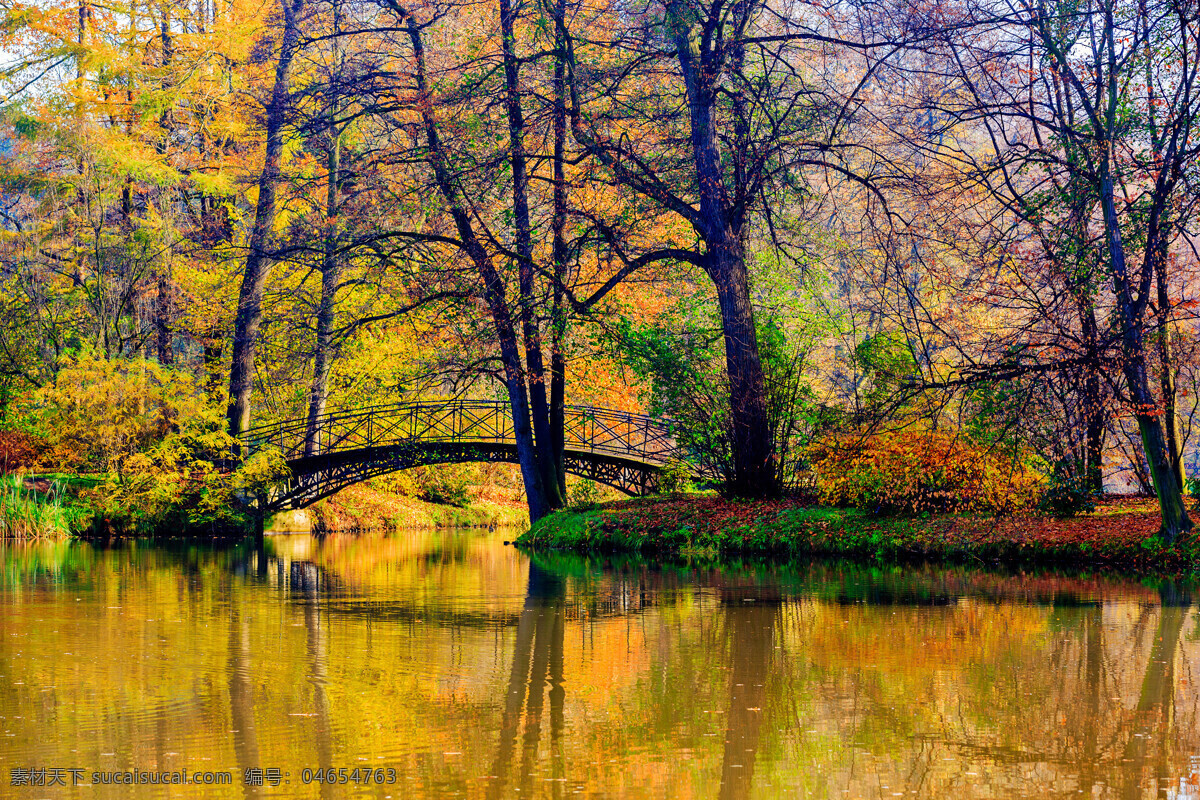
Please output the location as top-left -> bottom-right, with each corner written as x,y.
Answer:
420,470 -> 471,508
656,463 -> 693,494
1037,472 -> 1097,517
610,312 -> 823,494
568,479 -> 605,510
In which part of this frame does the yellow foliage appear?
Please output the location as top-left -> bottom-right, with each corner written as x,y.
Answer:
807,427 -> 1047,515
31,352 -> 205,473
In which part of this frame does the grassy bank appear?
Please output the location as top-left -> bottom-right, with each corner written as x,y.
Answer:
516,495 -> 1200,574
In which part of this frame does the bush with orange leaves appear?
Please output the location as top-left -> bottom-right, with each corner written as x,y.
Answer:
807,428 -> 1047,515
0,431 -> 47,474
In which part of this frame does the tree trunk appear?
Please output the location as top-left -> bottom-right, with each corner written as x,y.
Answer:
401,8 -> 549,521
1156,265 -> 1186,492
1156,328 -> 1185,491
711,242 -> 775,496
549,0 -> 569,501
1098,165 -> 1190,541
1080,296 -> 1104,493
304,17 -> 342,459
226,0 -> 302,442
303,129 -> 340,458
1132,403 -> 1191,541
670,2 -> 777,497
498,0 -> 564,510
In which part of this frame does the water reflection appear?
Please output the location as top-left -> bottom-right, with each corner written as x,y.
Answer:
1,533 -> 1199,798
228,610 -> 261,799
1120,581 -> 1192,800
717,584 -> 779,799
488,563 -> 566,799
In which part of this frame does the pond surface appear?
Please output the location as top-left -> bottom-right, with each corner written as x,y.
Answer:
1,528 -> 1199,799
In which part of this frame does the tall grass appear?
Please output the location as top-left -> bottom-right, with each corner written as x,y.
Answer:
0,475 -> 83,538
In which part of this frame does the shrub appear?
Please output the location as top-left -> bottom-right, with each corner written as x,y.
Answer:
419,467 -> 471,508
1037,472 -> 1097,517
0,431 -> 47,474
26,353 -> 205,473
610,313 -> 825,495
568,478 -> 605,509
85,404 -> 290,535
807,428 -> 1046,515
368,465 -> 476,508
656,463 -> 693,494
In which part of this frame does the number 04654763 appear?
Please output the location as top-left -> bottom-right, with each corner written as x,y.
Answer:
300,767 -> 398,785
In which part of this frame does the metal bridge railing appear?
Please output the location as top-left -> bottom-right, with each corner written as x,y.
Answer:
241,400 -> 681,466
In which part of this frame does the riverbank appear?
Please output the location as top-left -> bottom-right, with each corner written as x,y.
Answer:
516,495 -> 1200,574
0,473 -> 529,539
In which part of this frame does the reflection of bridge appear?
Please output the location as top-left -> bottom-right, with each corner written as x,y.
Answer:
242,400 -> 689,511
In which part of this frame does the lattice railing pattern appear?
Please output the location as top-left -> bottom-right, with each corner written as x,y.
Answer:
242,400 -> 681,466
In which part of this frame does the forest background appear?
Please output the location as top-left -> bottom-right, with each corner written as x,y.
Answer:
0,0 -> 1197,542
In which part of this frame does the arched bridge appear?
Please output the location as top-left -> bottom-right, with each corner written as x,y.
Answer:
241,400 -> 690,511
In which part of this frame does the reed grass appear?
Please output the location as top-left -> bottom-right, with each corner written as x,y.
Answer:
0,475 -> 83,539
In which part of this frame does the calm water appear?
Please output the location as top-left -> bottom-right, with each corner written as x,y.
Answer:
1,529 -> 1199,799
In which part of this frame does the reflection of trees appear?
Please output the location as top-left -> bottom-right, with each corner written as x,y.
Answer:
919,585 -> 1194,799
1121,582 -> 1192,800
228,611 -> 261,799
487,562 -> 566,800
717,585 -> 780,800
297,561 -> 336,800
1078,603 -> 1103,795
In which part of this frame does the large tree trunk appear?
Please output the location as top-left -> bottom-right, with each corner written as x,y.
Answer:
401,8 -> 549,522
303,131 -> 340,457
1098,166 -> 1190,541
670,3 -> 777,497
710,241 -> 775,496
1132,401 -> 1191,541
227,0 -> 302,442
549,0 -> 569,501
498,0 -> 565,510
1156,258 -> 1186,492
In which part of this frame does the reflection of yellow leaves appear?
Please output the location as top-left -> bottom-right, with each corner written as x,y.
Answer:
804,598 -> 1047,674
